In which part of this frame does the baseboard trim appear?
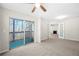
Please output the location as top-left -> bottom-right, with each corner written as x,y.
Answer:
63,38 -> 79,42
0,49 -> 9,54
41,39 -> 49,42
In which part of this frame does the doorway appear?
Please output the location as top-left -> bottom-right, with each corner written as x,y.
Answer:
9,18 -> 34,49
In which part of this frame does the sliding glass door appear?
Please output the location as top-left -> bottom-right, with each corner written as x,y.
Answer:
9,18 -> 34,49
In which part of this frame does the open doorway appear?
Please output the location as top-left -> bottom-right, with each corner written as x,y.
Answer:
9,18 -> 34,49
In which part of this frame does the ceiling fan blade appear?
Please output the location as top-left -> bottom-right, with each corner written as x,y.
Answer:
40,5 -> 47,12
32,6 -> 36,13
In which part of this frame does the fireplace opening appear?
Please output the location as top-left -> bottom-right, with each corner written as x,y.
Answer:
53,30 -> 57,34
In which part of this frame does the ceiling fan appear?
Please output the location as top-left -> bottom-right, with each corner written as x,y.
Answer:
32,3 -> 47,13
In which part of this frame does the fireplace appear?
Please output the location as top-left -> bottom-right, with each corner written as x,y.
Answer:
53,30 -> 57,34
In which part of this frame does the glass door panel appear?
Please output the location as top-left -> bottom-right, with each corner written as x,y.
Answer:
9,19 -> 24,49
14,20 -> 24,48
24,21 -> 34,44
9,19 -> 13,42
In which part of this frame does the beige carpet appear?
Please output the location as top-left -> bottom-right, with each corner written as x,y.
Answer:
1,39 -> 79,56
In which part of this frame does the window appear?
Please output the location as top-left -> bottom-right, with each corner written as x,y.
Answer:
15,20 -> 23,32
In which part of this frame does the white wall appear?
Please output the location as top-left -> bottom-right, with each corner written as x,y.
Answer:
0,8 -> 9,53
0,7 -> 36,53
41,17 -> 79,42
63,17 -> 79,41
40,18 -> 48,40
0,10 -> 3,51
48,17 -> 79,41
34,17 -> 41,43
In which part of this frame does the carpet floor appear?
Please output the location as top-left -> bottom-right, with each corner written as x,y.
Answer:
2,39 -> 79,56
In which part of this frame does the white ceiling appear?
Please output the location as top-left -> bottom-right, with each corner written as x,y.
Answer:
42,3 -> 79,20
0,3 -> 33,15
0,3 -> 79,21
